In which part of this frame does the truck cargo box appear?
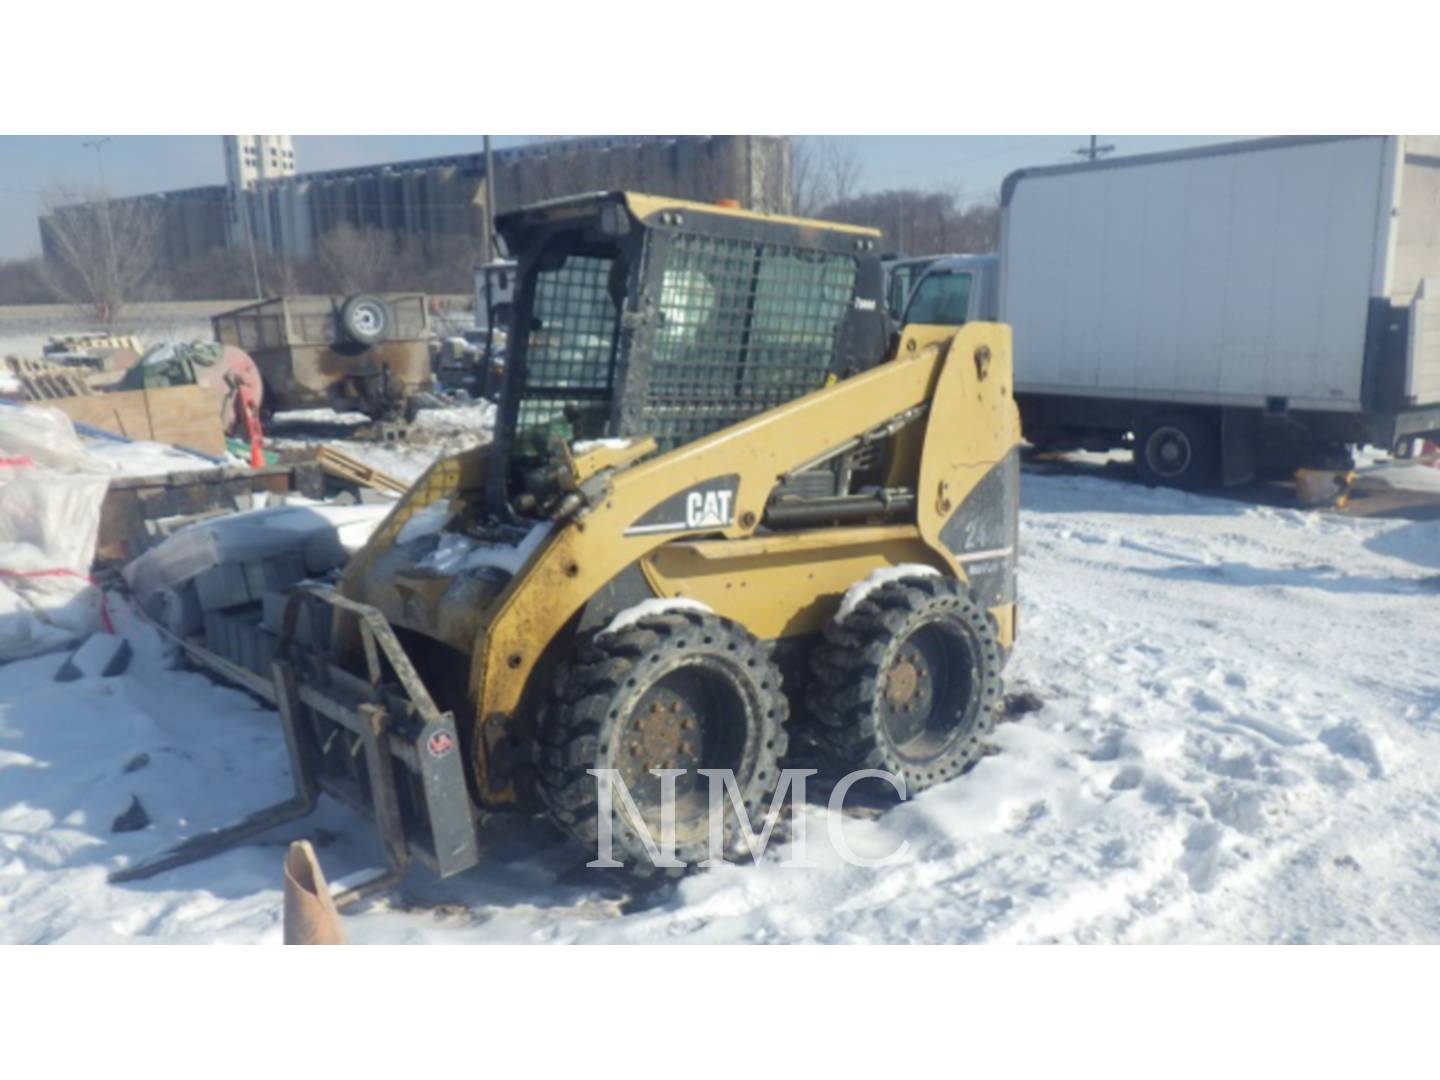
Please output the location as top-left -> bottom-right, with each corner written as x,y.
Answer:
1000,135 -> 1440,415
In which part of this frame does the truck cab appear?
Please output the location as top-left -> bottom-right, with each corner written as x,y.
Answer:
881,254 -> 941,320
901,254 -> 1000,327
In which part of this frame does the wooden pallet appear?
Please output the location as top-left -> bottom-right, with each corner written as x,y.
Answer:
315,444 -> 409,497
4,355 -> 95,399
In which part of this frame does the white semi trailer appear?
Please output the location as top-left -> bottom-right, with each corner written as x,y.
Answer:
902,136 -> 1440,487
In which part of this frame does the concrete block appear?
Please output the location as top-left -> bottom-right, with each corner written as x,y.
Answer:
55,634 -> 133,681
195,563 -> 253,613
255,626 -> 279,674
261,590 -> 290,634
195,553 -> 307,613
202,609 -> 224,653
260,553 -> 307,592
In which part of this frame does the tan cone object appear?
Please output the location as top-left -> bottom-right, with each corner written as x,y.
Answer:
282,840 -> 346,945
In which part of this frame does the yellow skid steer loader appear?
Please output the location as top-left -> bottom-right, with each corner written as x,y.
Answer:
115,192 -> 1020,890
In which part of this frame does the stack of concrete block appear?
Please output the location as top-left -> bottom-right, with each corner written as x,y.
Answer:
127,503 -> 391,638
196,552 -> 310,677
258,588 -> 333,651
194,552 -> 307,613
202,606 -> 276,676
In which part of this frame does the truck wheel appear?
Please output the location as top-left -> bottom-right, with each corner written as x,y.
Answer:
538,611 -> 789,874
1135,413 -> 1218,489
339,294 -> 389,346
807,576 -> 1002,795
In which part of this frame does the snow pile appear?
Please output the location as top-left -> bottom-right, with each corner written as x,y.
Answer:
412,399 -> 496,438
394,500 -> 452,545
82,440 -> 223,477
416,522 -> 552,577
836,563 -> 940,621
602,597 -> 712,636
571,437 -> 635,454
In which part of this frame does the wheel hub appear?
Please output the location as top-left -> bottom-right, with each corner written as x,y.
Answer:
882,645 -> 935,734
1147,426 -> 1192,477
878,625 -> 976,760
886,659 -> 920,705
622,688 -> 703,784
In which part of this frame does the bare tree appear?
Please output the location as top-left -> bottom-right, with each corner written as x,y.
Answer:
0,257 -> 59,305
315,224 -> 396,294
821,188 -> 999,256
790,137 -> 826,217
790,137 -> 865,217
821,139 -> 862,207
40,185 -> 162,322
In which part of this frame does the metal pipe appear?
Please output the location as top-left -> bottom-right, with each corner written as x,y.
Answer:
483,135 -> 498,263
763,490 -> 916,528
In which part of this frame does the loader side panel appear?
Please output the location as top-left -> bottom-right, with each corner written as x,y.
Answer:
938,446 -> 1020,610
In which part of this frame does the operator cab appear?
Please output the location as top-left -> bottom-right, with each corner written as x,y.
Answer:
491,192 -> 888,519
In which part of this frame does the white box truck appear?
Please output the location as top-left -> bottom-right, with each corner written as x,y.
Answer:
901,136 -> 1440,487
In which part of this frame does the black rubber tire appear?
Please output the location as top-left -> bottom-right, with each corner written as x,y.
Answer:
1134,412 -> 1218,489
538,611 -> 789,874
806,576 -> 1002,795
339,294 -> 390,346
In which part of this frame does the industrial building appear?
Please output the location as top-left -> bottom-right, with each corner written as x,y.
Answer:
39,135 -> 793,272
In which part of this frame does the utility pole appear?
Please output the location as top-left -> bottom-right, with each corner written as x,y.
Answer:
483,135 -> 498,263
82,136 -> 112,190
1075,135 -> 1115,163
81,137 -> 118,321
237,188 -> 265,300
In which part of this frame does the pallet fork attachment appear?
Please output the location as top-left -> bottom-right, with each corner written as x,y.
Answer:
108,586 -> 481,903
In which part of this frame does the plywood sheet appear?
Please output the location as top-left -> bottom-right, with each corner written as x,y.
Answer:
50,385 -> 228,456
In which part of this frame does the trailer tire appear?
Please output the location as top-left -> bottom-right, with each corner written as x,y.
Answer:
339,294 -> 390,346
1135,413 -> 1218,489
806,576 -> 1002,796
538,611 -> 789,875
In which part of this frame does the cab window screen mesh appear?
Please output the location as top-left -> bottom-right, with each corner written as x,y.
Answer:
642,233 -> 857,447
528,255 -> 619,388
515,253 -> 620,445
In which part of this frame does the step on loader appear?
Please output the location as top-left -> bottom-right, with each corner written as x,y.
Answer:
114,191 -> 1021,892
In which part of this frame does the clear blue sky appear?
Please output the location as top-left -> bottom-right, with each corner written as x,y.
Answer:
0,134 -> 1239,259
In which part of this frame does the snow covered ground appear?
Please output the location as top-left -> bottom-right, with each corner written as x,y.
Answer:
2,465 -> 1439,943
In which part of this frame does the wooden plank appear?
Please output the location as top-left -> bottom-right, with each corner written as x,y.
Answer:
49,385 -> 228,456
